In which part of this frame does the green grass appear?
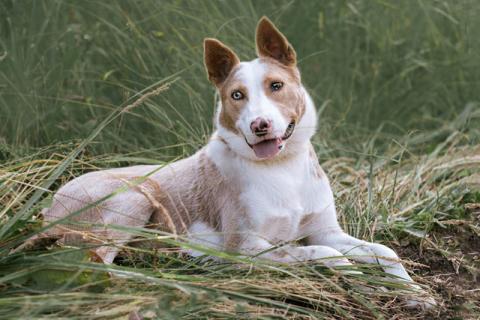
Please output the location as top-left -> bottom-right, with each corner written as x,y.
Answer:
1,0 -> 479,319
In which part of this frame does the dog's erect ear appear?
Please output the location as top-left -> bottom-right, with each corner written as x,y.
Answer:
256,16 -> 296,66
204,38 -> 240,86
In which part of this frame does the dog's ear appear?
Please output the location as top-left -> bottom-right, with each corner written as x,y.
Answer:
204,38 -> 240,86
256,16 -> 296,66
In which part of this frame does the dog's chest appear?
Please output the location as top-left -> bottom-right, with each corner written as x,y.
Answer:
236,156 -> 329,243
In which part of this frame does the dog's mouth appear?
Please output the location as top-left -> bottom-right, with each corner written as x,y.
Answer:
245,121 -> 296,159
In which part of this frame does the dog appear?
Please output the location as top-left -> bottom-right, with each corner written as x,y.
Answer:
40,17 -> 434,308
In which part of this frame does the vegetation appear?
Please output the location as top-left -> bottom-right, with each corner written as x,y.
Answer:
1,1 -> 479,319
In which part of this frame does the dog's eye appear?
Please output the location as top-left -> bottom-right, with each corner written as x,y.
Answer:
271,81 -> 284,91
231,90 -> 244,100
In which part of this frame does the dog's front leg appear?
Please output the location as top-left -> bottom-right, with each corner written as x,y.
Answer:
235,234 -> 353,268
309,230 -> 413,281
308,229 -> 436,308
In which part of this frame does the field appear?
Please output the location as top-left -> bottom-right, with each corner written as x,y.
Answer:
1,1 -> 479,319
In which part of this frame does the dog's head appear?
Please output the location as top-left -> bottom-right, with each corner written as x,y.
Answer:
204,17 -> 316,161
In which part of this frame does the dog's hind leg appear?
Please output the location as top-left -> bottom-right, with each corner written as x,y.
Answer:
41,174 -> 161,263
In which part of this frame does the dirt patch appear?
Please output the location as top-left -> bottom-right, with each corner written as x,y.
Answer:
396,204 -> 480,318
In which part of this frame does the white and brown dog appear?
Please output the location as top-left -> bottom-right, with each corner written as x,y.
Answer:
42,17 -> 434,308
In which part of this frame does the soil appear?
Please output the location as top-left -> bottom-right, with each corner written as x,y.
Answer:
395,205 -> 480,319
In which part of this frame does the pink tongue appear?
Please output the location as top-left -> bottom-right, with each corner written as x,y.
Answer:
252,138 -> 282,159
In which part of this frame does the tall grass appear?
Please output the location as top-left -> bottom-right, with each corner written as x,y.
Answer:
0,0 -> 479,319
1,0 -> 479,156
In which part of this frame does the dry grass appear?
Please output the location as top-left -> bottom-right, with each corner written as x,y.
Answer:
1,131 -> 478,319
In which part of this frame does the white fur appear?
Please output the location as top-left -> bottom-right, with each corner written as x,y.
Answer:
187,221 -> 222,258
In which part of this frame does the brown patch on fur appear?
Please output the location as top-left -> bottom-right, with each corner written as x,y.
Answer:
300,213 -> 315,228
224,235 -> 243,252
134,178 -> 178,234
203,39 -> 246,134
204,38 -> 240,86
256,17 -> 296,66
216,135 -> 230,147
147,151 -> 248,251
192,152 -> 229,229
272,248 -> 289,259
57,232 -> 100,246
186,151 -> 248,252
261,57 -> 305,123
217,73 -> 245,134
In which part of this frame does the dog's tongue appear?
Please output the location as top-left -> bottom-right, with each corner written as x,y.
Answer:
252,138 -> 282,159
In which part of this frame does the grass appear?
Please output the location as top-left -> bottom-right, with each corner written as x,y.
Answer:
0,0 -> 479,319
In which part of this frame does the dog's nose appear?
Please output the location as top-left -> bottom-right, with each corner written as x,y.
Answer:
250,117 -> 272,137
